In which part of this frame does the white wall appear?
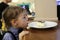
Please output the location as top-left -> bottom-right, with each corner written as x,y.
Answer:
35,0 -> 57,21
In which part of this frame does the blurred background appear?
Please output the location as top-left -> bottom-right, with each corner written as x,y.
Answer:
0,0 -> 57,21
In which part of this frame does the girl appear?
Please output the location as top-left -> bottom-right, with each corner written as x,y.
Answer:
2,6 -> 29,40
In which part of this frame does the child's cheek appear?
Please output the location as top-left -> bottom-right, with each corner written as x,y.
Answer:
24,22 -> 28,27
21,21 -> 28,28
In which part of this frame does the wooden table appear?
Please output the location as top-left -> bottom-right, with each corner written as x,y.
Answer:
23,21 -> 60,40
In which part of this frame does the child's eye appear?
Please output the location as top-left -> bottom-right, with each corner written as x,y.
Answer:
23,17 -> 26,20
24,17 -> 26,18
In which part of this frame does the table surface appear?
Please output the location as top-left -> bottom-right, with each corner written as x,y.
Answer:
23,21 -> 60,40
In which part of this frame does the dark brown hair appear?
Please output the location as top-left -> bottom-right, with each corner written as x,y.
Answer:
2,6 -> 26,28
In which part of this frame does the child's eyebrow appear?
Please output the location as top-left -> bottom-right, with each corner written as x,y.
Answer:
23,10 -> 28,16
24,13 -> 27,16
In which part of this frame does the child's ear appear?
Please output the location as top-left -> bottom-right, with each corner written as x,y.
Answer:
10,19 -> 17,26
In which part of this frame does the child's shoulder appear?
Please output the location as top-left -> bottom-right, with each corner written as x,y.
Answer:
4,33 -> 12,37
3,33 -> 13,40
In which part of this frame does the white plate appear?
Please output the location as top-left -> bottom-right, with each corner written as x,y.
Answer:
28,21 -> 57,29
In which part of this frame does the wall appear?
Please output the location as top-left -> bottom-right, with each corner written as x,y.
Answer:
35,0 -> 57,21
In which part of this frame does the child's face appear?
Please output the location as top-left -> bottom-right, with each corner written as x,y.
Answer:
15,11 -> 28,28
